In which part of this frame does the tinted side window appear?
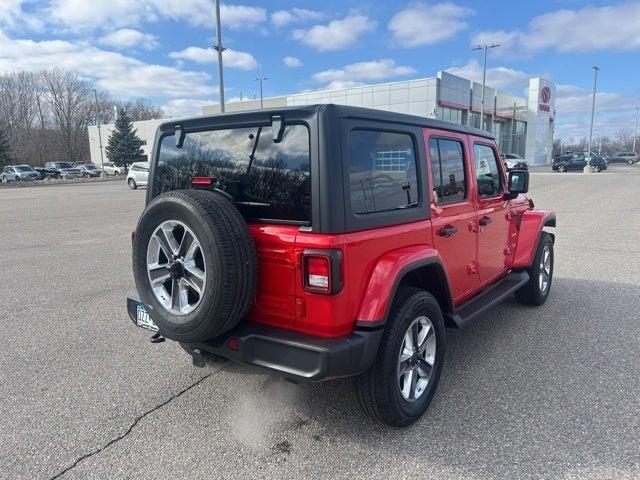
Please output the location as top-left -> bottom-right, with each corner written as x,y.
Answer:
474,144 -> 502,197
348,130 -> 418,214
429,138 -> 466,205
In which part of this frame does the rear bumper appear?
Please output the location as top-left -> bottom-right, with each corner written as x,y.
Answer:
127,292 -> 382,381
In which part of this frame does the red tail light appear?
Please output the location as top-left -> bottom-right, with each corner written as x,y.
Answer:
191,177 -> 213,187
302,250 -> 343,295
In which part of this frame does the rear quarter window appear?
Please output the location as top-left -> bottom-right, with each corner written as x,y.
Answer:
347,130 -> 418,214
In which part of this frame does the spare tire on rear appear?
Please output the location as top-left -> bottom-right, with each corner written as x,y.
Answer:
132,189 -> 257,343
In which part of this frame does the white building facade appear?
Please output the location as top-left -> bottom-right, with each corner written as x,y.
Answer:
88,72 -> 556,166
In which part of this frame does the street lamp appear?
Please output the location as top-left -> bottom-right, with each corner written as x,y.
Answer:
214,0 -> 226,113
93,88 -> 105,170
633,106 -> 639,154
472,43 -> 500,131
585,65 -> 599,174
255,76 -> 268,109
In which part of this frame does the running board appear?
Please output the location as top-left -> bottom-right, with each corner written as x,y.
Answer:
446,271 -> 529,329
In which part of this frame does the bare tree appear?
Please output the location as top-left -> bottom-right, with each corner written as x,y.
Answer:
115,98 -> 165,122
0,72 -> 39,164
40,69 -> 94,164
616,128 -> 634,151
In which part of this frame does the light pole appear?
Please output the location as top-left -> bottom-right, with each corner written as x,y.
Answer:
633,106 -> 639,154
585,65 -> 599,174
93,88 -> 105,170
214,0 -> 225,113
472,43 -> 500,131
255,76 -> 268,109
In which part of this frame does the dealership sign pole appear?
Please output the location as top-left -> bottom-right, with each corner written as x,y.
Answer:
585,65 -> 599,175
634,107 -> 639,154
214,0 -> 225,113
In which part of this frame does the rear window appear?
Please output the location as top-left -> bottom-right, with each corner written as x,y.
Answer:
154,124 -> 311,223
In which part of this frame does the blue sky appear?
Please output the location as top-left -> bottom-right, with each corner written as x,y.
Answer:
1,0 -> 639,139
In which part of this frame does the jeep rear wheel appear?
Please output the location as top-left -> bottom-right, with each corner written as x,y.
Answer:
515,232 -> 554,306
132,190 -> 257,343
356,288 -> 445,427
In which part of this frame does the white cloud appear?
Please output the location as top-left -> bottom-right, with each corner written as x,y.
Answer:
0,31 -> 215,99
472,3 -> 640,55
99,29 -> 159,50
282,56 -> 302,68
389,2 -> 474,47
446,59 -> 546,90
293,12 -> 376,51
219,4 -> 267,30
0,0 -> 43,30
161,98 -> 215,118
45,1 -> 266,31
271,8 -> 324,28
169,47 -> 257,70
312,59 -> 416,89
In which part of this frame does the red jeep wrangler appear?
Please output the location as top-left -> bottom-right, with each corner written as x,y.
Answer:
127,105 -> 555,426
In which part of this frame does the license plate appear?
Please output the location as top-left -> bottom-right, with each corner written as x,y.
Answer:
136,304 -> 159,332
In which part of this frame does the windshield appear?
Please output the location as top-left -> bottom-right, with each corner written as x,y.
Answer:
16,165 -> 34,172
154,124 -> 311,223
85,165 -> 97,170
55,162 -> 74,169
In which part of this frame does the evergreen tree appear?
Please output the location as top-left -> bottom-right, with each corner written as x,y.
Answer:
105,109 -> 145,166
0,128 -> 14,168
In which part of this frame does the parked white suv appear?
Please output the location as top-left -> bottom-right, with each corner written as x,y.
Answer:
103,162 -> 125,175
126,162 -> 149,189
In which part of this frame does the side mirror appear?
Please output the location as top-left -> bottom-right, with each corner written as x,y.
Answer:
505,170 -> 529,198
272,114 -> 285,143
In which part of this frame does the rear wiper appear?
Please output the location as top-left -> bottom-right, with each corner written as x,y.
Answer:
246,127 -> 262,175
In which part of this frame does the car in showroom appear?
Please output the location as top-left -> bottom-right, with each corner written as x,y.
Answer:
1,165 -> 41,182
44,161 -> 82,179
126,105 -> 555,427
552,152 -> 607,172
103,162 -> 126,176
126,162 -> 149,189
607,151 -> 639,164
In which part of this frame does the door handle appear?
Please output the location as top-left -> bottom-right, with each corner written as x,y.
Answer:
479,216 -> 493,227
439,225 -> 458,237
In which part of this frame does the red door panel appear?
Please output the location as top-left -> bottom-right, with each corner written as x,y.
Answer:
471,141 -> 511,286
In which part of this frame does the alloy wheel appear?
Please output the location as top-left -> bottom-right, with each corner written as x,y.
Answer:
539,245 -> 552,293
397,316 -> 436,401
146,220 -> 206,315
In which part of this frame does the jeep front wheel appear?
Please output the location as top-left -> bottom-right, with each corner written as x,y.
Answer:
356,288 -> 445,427
515,232 -> 554,306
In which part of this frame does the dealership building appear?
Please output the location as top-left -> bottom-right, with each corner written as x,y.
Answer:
88,71 -> 556,166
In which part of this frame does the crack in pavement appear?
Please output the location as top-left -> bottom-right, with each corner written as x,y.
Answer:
48,366 -> 225,480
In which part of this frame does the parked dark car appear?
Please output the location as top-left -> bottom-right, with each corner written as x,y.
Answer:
34,166 -> 58,179
552,153 -> 607,172
607,151 -> 639,164
78,164 -> 102,178
44,161 -> 82,179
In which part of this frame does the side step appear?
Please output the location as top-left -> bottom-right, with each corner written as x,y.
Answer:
446,271 -> 529,329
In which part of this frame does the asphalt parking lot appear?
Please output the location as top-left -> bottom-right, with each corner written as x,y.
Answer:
1,165 -> 639,480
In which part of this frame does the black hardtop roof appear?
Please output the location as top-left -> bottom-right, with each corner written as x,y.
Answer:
158,103 -> 495,140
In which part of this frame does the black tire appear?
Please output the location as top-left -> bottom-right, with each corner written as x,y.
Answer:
128,178 -> 137,190
515,232 -> 554,306
132,190 -> 257,343
627,159 -> 634,165
558,165 -> 566,173
356,288 -> 445,427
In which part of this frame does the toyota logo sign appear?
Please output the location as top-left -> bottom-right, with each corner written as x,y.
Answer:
541,86 -> 551,104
